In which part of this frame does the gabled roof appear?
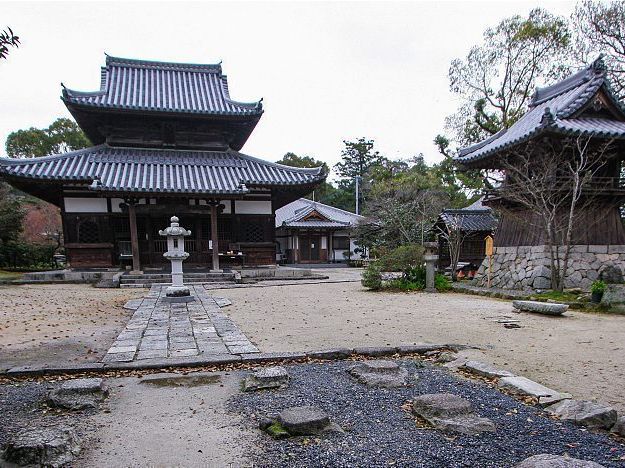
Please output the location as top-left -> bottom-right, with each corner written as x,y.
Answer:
0,145 -> 325,195
438,197 -> 497,232
62,55 -> 263,116
275,198 -> 364,229
457,57 -> 625,167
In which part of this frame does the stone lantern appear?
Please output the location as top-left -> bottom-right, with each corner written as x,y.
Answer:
159,216 -> 194,302
423,241 -> 439,293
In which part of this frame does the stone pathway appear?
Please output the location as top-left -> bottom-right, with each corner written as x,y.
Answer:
103,285 -> 258,363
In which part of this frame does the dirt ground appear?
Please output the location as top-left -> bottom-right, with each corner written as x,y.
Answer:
217,281 -> 625,414
0,284 -> 138,371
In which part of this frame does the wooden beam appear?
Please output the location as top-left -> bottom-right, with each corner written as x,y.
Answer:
210,203 -> 221,272
127,200 -> 141,273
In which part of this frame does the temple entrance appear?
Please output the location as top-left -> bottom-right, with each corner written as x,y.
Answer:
300,235 -> 320,262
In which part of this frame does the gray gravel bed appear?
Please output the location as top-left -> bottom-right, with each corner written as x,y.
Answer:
0,381 -> 90,451
228,360 -> 625,467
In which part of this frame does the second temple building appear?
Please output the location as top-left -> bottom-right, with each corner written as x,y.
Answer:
0,56 -> 326,271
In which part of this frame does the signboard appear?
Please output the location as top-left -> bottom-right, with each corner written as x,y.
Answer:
485,236 -> 494,257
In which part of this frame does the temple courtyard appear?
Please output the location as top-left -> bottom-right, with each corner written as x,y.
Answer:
1,272 -> 624,414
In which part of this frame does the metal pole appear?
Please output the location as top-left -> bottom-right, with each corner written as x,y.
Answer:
355,176 -> 360,215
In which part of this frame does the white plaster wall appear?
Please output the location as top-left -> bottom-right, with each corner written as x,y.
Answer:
110,198 -> 125,213
321,236 -> 327,249
235,200 -> 272,214
64,197 -> 108,213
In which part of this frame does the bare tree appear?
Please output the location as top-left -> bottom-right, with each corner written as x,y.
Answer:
487,134 -> 616,291
0,27 -> 19,61
573,0 -> 625,100
436,212 -> 470,281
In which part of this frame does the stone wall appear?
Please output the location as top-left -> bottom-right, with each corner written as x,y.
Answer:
472,245 -> 625,290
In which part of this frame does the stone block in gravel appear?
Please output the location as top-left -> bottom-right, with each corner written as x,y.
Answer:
48,378 -> 108,410
353,346 -> 397,357
515,453 -> 606,467
307,348 -> 353,360
498,376 -> 558,399
243,366 -> 289,392
546,400 -> 617,430
461,361 -> 515,379
2,425 -> 81,467
412,393 -> 495,435
611,416 -> 625,436
512,300 -> 568,316
348,360 -> 408,387
277,406 -> 332,436
412,393 -> 473,419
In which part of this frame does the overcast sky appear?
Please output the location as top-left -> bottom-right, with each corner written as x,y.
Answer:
1,0 -> 577,172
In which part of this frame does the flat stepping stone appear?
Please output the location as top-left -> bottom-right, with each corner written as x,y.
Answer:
2,425 -> 81,467
461,360 -> 515,379
48,378 -> 108,410
277,406 -> 332,436
512,300 -> 568,316
546,399 -> 617,430
123,299 -> 143,310
498,376 -> 561,401
412,393 -> 495,435
243,366 -> 289,392
348,360 -> 408,387
515,453 -> 606,467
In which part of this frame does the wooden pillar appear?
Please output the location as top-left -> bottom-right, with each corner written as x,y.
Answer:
210,203 -> 221,272
127,200 -> 141,273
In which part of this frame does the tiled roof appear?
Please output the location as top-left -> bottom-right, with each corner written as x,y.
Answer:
275,198 -> 363,229
0,145 -> 324,195
457,57 -> 625,166
62,55 -> 263,116
438,197 -> 497,232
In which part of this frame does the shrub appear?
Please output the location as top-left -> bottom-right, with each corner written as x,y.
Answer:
435,273 -> 452,292
0,241 -> 56,269
591,280 -> 607,294
361,263 -> 382,290
376,244 -> 424,272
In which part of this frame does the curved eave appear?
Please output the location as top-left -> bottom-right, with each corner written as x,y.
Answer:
61,95 -> 264,118
456,123 -> 625,169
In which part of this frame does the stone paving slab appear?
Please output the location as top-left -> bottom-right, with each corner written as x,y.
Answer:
103,285 -> 259,363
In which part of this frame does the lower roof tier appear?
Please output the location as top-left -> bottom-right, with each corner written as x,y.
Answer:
0,144 -> 325,196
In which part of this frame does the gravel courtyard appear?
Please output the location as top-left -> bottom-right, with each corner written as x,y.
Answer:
0,284 -> 138,371
216,281 -> 625,414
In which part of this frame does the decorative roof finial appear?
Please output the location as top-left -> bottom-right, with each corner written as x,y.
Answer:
257,97 -> 263,110
541,107 -> 556,125
591,54 -> 606,73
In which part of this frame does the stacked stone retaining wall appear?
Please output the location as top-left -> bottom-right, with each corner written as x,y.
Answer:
472,245 -> 625,290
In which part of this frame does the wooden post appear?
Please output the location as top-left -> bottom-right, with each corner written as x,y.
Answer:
485,235 -> 494,288
128,200 -> 141,273
210,202 -> 221,272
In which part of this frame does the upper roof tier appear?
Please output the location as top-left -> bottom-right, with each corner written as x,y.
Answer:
275,198 -> 364,229
457,56 -> 625,168
62,55 -> 263,116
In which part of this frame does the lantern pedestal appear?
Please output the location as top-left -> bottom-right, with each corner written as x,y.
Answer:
159,216 -> 195,303
423,242 -> 439,293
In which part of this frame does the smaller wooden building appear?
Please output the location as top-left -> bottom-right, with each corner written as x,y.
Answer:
434,198 -> 497,269
275,199 -> 363,263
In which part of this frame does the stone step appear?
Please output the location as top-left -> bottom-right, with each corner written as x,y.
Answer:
120,280 -> 234,288
122,273 -> 235,280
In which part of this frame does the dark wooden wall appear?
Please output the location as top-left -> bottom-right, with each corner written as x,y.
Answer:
494,205 -> 625,247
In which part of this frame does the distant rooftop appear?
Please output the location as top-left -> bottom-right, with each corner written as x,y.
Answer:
276,198 -> 363,229
62,55 -> 263,116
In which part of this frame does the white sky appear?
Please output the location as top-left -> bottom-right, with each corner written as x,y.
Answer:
1,0 -> 577,172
